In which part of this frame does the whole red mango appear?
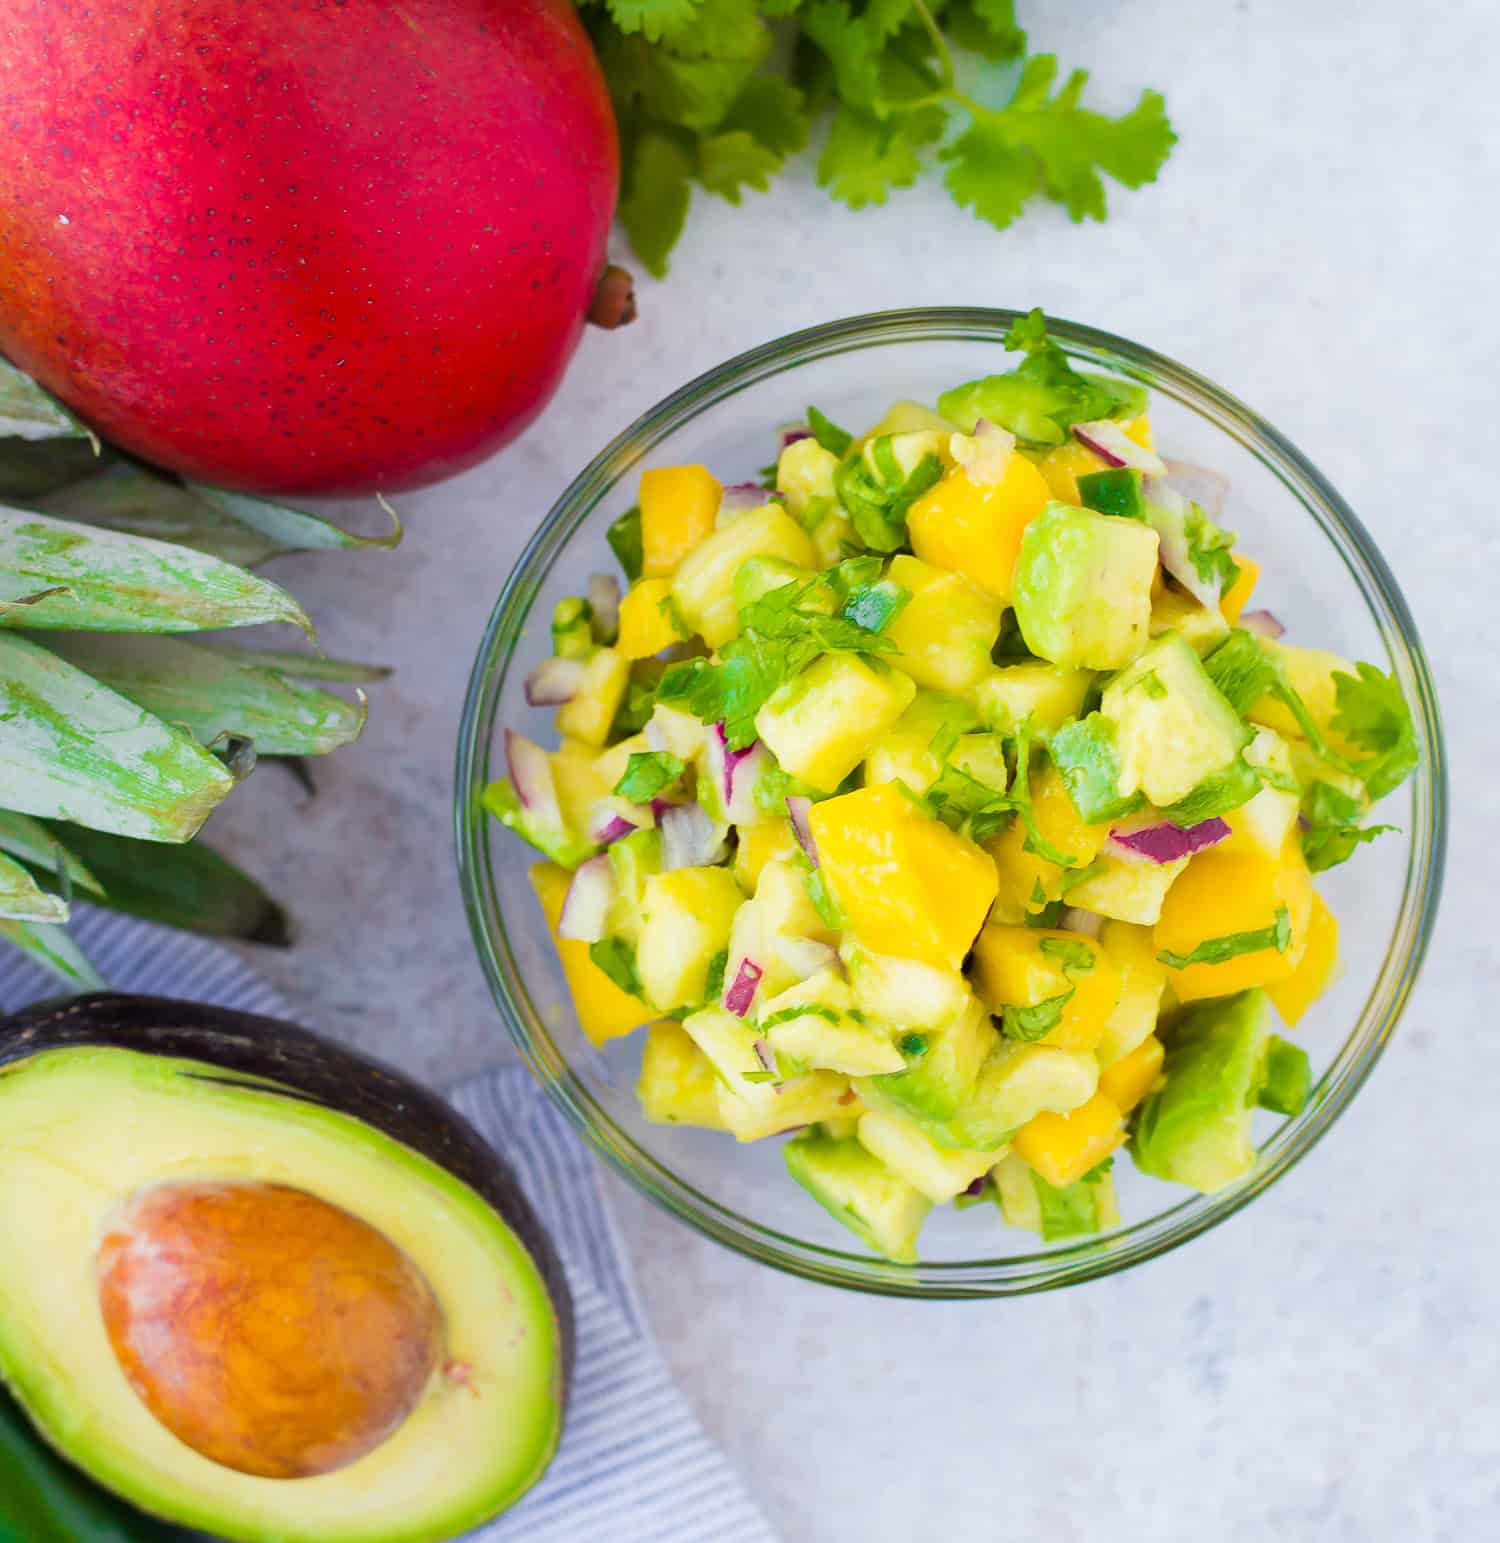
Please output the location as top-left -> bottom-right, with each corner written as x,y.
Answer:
0,0 -> 618,495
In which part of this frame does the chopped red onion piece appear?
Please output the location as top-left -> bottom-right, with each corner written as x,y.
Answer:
1239,608 -> 1285,640
779,425 -> 812,450
1142,481 -> 1222,608
556,855 -> 613,942
1073,420 -> 1168,477
659,802 -> 727,870
950,418 -> 1016,485
1161,460 -> 1229,518
588,802 -> 639,846
504,731 -> 562,826
1108,816 -> 1231,864
718,482 -> 778,521
961,1175 -> 989,1199
723,959 -> 764,1017
523,656 -> 585,707
708,722 -> 770,826
785,796 -> 818,867
1059,907 -> 1104,939
587,573 -> 621,643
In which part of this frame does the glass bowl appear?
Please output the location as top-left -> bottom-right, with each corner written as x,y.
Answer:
455,309 -> 1446,1298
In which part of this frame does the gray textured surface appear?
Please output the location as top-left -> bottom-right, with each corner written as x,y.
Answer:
201,2 -> 1496,1538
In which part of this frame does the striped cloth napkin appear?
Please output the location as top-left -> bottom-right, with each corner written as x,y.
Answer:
0,908 -> 776,1543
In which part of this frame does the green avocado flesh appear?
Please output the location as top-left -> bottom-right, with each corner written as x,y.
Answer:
0,1048 -> 563,1543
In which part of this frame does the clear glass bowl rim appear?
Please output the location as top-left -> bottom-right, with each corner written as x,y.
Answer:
455,307 -> 1447,1299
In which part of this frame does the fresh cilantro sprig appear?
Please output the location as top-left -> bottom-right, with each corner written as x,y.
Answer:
579,0 -> 1176,277
1300,780 -> 1398,874
1157,905 -> 1292,970
614,750 -> 685,800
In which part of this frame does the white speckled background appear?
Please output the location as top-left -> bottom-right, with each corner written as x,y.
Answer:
198,2 -> 1497,1538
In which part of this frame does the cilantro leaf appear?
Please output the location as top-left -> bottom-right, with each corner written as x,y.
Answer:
699,129 -> 782,202
1001,989 -> 1073,1041
1157,905 -> 1292,970
618,130 -> 695,278
1183,502 -> 1241,595
1039,936 -> 1094,973
1009,720 -> 1078,868
722,75 -> 812,157
942,115 -> 1038,231
805,864 -> 842,928
819,103 -> 944,210
1331,662 -> 1418,801
607,506 -> 645,582
704,947 -> 730,1003
604,0 -> 703,42
1300,779 -> 1398,874
945,0 -> 1026,63
835,436 -> 944,551
840,577 -> 910,633
1048,713 -> 1143,825
806,404 -> 853,456
590,936 -> 643,996
613,751 -> 685,801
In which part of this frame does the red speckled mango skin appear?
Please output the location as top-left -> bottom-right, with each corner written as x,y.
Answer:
0,0 -> 618,495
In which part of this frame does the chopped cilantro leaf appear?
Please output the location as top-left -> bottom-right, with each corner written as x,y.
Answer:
1010,720 -> 1077,868
589,936 -> 642,997
1048,713 -> 1143,824
613,750 -> 685,802
1183,502 -> 1241,596
1157,904 -> 1292,970
840,578 -> 911,633
835,437 -> 943,552
758,1003 -> 841,1029
806,865 -> 842,929
1300,780 -> 1398,874
806,404 -> 853,456
1026,898 -> 1067,928
1331,662 -> 1418,800
1001,989 -> 1074,1041
607,505 -> 645,581
704,948 -> 729,1003
1040,936 -> 1094,972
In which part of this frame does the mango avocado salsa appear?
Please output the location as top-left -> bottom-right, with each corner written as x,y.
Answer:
486,311 -> 1416,1264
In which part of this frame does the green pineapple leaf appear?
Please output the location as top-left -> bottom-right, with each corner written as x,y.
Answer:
0,850 -> 68,925
0,916 -> 105,992
0,357 -> 93,443
189,483 -> 403,553
0,810 -> 103,896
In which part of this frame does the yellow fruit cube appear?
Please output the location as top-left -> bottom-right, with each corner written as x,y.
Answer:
1030,416 -> 1154,505
1013,1092 -> 1126,1189
1096,920 -> 1168,1066
555,647 -> 630,746
639,464 -> 721,578
1248,640 -> 1360,755
1097,1033 -> 1164,1113
1267,891 -> 1340,1026
529,863 -> 649,1048
1221,555 -> 1261,623
1153,833 -> 1315,1002
671,503 -> 817,647
617,578 -> 685,659
638,1022 -> 727,1129
986,761 -> 1109,915
810,784 -> 998,970
733,817 -> 800,891
755,652 -> 915,792
1064,849 -> 1188,926
907,452 -> 1052,602
638,867 -> 745,1012
970,927 -> 1121,1054
971,663 -> 1093,736
884,554 -> 1004,691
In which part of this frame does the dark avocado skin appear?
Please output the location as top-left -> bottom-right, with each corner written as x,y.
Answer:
0,993 -> 575,1389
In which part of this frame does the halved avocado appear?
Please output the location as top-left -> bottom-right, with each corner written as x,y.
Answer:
0,994 -> 572,1543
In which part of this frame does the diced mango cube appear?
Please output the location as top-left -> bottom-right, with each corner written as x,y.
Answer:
1267,891 -> 1340,1026
617,578 -> 684,659
907,453 -> 1052,602
1097,1033 -> 1164,1113
529,862 -> 649,1048
1013,1092 -> 1126,1189
810,784 -> 998,970
970,927 -> 1122,1054
884,554 -> 1004,692
755,653 -> 915,792
640,465 -> 721,578
1220,554 -> 1261,623
986,761 -> 1110,916
1153,833 -> 1315,1002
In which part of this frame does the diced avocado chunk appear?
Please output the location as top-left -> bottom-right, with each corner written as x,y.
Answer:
936,1040 -> 1099,1151
862,993 -> 996,1124
762,969 -> 905,1077
994,1152 -> 1119,1240
1258,1034 -> 1311,1116
637,867 -> 743,1012
1064,848 -> 1186,926
1012,504 -> 1159,670
784,1130 -> 931,1262
755,652 -> 916,793
1077,467 -> 1147,521
551,595 -> 595,659
1101,632 -> 1253,811
638,1022 -> 728,1129
856,1109 -> 1006,1203
937,369 -> 1146,447
1131,989 -> 1271,1193
1150,587 -> 1231,656
972,662 -> 1093,736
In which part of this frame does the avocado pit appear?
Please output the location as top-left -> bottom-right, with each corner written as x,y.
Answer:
96,1181 -> 443,1480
